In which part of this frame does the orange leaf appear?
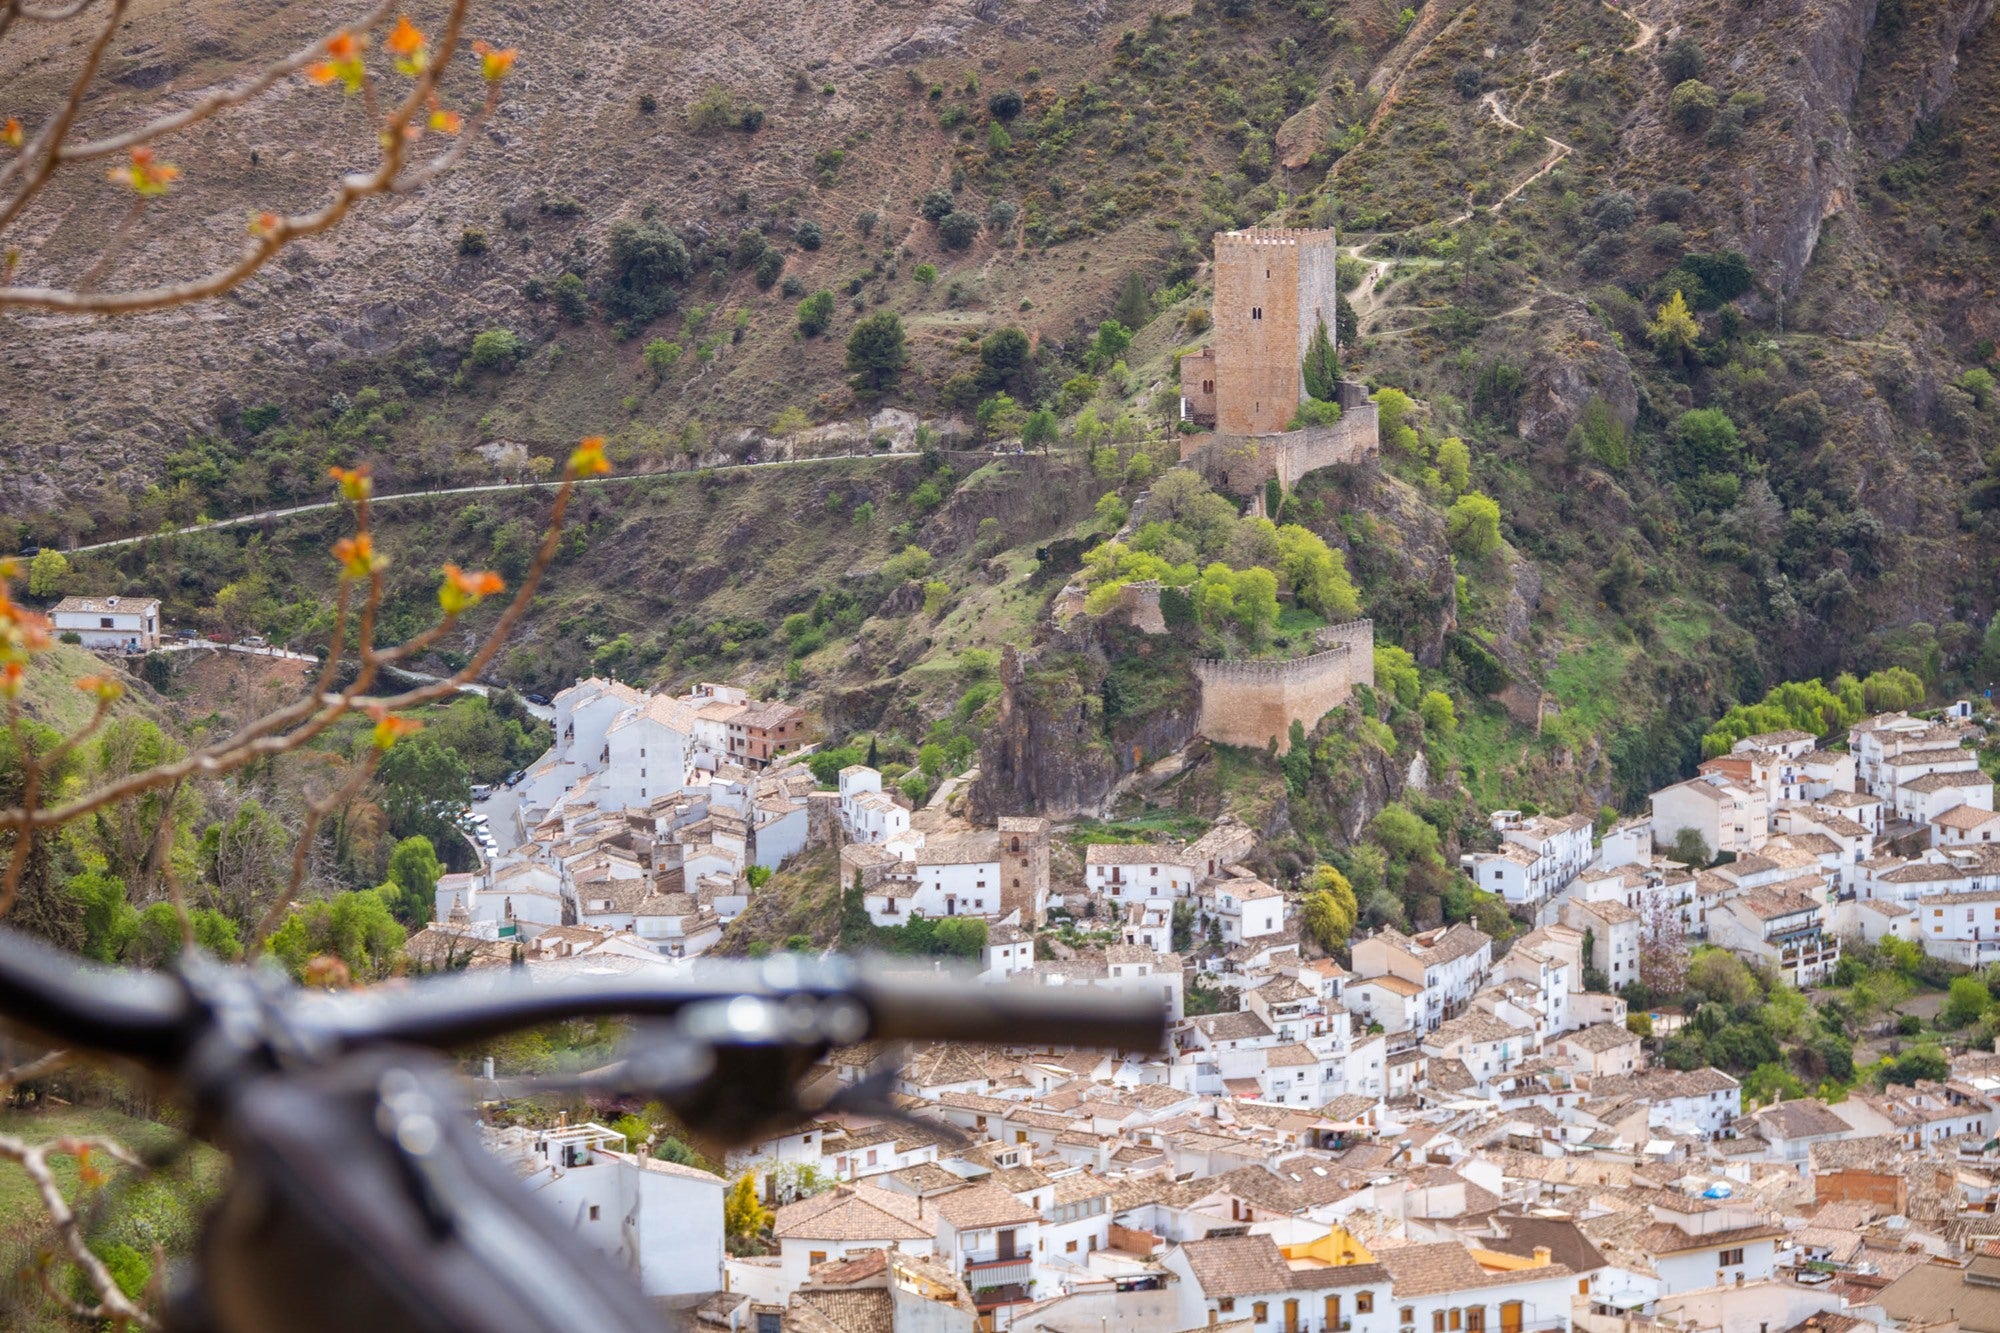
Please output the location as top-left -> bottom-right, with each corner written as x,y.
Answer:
385,15 -> 424,55
74,674 -> 125,703
428,107 -> 462,134
1,118 -> 20,150
332,533 -> 385,580
368,705 -> 423,750
328,464 -> 373,501
472,40 -> 518,82
438,563 -> 505,615
568,435 -> 612,477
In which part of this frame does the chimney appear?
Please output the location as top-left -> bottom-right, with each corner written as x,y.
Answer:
1533,1246 -> 1552,1266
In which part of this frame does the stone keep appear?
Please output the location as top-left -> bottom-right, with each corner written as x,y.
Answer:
1210,227 -> 1341,436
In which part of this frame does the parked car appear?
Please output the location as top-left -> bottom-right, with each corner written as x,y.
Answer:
239,635 -> 267,648
504,769 -> 526,788
17,544 -> 39,559
523,693 -> 552,707
173,628 -> 198,641
470,784 -> 493,801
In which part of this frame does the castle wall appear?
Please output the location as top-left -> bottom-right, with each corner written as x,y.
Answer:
1192,620 -> 1375,753
1178,405 -> 1379,494
1179,347 -> 1217,426
1212,228 -> 1339,436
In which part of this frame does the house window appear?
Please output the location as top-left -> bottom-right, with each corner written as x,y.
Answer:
809,1251 -> 826,1267
1252,307 -> 1263,320
1450,1309 -> 1463,1330
1719,1247 -> 1744,1266
1253,1303 -> 1268,1323
1402,1309 -> 1415,1325
1357,1294 -> 1374,1313
1219,1299 -> 1237,1313
589,1205 -> 600,1221
1435,1314 -> 1447,1332
1066,1239 -> 1078,1253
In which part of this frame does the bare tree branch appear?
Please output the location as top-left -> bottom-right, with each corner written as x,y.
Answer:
0,1048 -> 70,1093
0,1132 -> 157,1329
0,0 -> 504,313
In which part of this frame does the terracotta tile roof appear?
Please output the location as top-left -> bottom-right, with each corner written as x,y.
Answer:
773,1184 -> 936,1241
790,1288 -> 892,1333
1085,842 -> 1190,866
1376,1241 -> 1572,1297
1903,771 -> 1994,792
1179,1232 -> 1296,1298
1631,1219 -> 1786,1256
930,1181 -> 1041,1230
1563,1023 -> 1641,1053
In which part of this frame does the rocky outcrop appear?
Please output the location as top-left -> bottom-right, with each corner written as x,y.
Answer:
1515,298 -> 1638,451
967,623 -> 1200,824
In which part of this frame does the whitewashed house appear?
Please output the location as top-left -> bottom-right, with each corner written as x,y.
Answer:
499,1122 -> 725,1300
51,595 -> 160,652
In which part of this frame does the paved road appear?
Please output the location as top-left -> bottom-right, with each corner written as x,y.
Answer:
473,783 -> 526,855
63,447 -> 937,556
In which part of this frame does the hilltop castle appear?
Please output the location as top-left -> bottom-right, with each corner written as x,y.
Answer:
1179,227 -> 1378,494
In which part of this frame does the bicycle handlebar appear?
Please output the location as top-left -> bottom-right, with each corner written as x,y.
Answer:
0,927 -> 1167,1073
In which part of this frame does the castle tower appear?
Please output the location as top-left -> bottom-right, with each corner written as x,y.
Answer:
1210,227 -> 1340,437
996,815 -> 1050,926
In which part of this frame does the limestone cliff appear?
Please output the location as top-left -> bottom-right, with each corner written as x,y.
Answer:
967,621 -> 1200,824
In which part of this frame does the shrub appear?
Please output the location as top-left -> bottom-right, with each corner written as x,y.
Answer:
468,329 -> 523,369
1672,407 -> 1742,474
687,85 -> 736,132
1961,367 -> 1997,409
781,275 -> 804,298
1588,190 -> 1638,233
738,104 -> 766,131
914,262 -> 938,286
733,228 -> 768,269
1446,492 -> 1502,558
919,188 -> 956,223
988,89 -> 1023,120
987,199 -> 1019,232
604,220 -> 690,323
1669,80 -> 1718,132
754,248 -> 784,289
1651,185 -> 1697,220
795,219 -> 824,251
1419,690 -> 1458,736
1644,221 -> 1685,253
845,310 -> 908,394
643,339 -> 683,376
1657,35 -> 1704,82
882,545 -> 933,581
857,209 -> 878,238
937,211 -> 981,249
797,290 -> 836,336
1452,63 -> 1482,98
552,272 -> 589,322
457,228 -> 489,256
1288,398 -> 1342,428
638,92 -> 657,113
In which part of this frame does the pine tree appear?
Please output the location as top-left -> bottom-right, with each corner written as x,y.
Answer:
864,735 -> 879,768
1301,317 -> 1341,402
1113,271 -> 1151,332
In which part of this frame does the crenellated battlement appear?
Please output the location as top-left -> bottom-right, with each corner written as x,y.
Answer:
1191,620 -> 1375,753
1192,642 -> 1351,682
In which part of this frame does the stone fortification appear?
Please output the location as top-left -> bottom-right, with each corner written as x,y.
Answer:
1192,620 -> 1375,754
1179,400 -> 1379,493
1210,227 -> 1342,436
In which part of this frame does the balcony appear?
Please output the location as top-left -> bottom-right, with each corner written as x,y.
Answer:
964,1255 -> 1032,1289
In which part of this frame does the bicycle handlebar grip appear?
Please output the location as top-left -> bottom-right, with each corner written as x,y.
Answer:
0,926 -> 190,1064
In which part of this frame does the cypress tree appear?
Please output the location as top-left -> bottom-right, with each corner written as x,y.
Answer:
1301,317 -> 1341,402
1113,271 -> 1151,331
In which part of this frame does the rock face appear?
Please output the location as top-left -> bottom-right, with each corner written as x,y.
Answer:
1514,298 -> 1638,451
968,622 -> 1200,824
